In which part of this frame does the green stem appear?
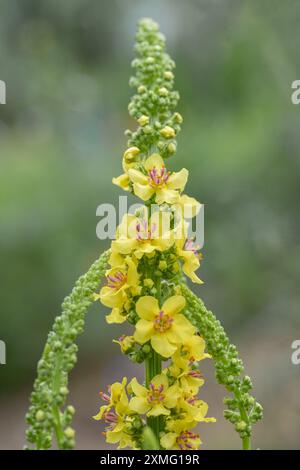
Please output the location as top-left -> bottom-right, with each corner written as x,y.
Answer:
52,406 -> 64,449
236,391 -> 251,450
242,436 -> 251,450
145,350 -> 162,447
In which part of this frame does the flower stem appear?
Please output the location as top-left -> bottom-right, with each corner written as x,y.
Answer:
242,436 -> 251,450
145,349 -> 162,448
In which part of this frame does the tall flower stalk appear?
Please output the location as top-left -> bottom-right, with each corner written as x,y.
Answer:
93,18 -> 262,450
25,17 -> 262,451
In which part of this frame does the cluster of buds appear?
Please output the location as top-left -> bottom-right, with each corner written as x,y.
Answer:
126,18 -> 182,160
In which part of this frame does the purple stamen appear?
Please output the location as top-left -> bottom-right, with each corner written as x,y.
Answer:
148,165 -> 170,188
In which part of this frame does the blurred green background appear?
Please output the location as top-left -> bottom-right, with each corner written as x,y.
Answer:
1,0 -> 300,449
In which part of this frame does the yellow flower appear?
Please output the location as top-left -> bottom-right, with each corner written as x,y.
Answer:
167,352 -> 204,394
104,414 -> 136,449
133,295 -> 195,358
175,236 -> 203,284
94,378 -> 128,421
111,211 -> 174,260
177,390 -> 215,423
128,154 -> 188,205
96,380 -> 138,449
112,147 -> 141,190
165,413 -> 197,434
94,257 -> 139,312
113,335 -> 135,353
129,374 -> 180,417
181,335 -> 210,362
160,430 -> 202,450
104,414 -> 139,449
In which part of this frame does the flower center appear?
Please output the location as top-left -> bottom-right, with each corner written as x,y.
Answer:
136,221 -> 157,241
153,310 -> 173,333
107,271 -> 127,289
176,431 -> 200,450
188,369 -> 203,379
147,383 -> 165,404
148,165 -> 170,188
183,389 -> 198,405
103,410 -> 118,424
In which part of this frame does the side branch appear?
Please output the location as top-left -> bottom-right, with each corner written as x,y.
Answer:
25,250 -> 109,450
180,283 -> 263,450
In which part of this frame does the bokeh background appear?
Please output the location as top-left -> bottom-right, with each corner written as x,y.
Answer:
1,0 -> 300,450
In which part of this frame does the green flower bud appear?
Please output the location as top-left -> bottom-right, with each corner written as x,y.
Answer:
137,85 -> 146,94
35,410 -> 45,422
235,421 -> 247,432
158,87 -> 168,96
164,71 -> 174,80
138,115 -> 149,126
64,427 -> 75,439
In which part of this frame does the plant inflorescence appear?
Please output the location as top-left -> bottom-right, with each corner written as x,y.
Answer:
25,18 -> 262,451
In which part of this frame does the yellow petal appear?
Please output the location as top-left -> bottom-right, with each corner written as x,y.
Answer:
106,430 -> 123,444
117,213 -> 137,238
112,174 -> 130,191
129,396 -> 149,414
134,319 -> 154,344
173,314 -> 196,337
126,257 -> 139,286
106,308 -> 127,324
147,404 -> 170,417
144,153 -> 164,171
100,286 -> 126,308
164,384 -> 180,408
133,182 -> 155,201
183,335 -> 207,361
160,432 -> 177,450
167,168 -> 188,190
152,237 -> 174,252
181,251 -> 203,284
109,251 -> 125,267
151,373 -> 169,389
124,146 -> 140,161
112,238 -> 137,255
162,295 -> 186,317
128,168 -> 148,185
151,334 -> 177,358
93,405 -> 107,421
136,296 -> 159,320
156,188 -> 180,205
130,377 -> 148,397
179,194 -> 201,218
